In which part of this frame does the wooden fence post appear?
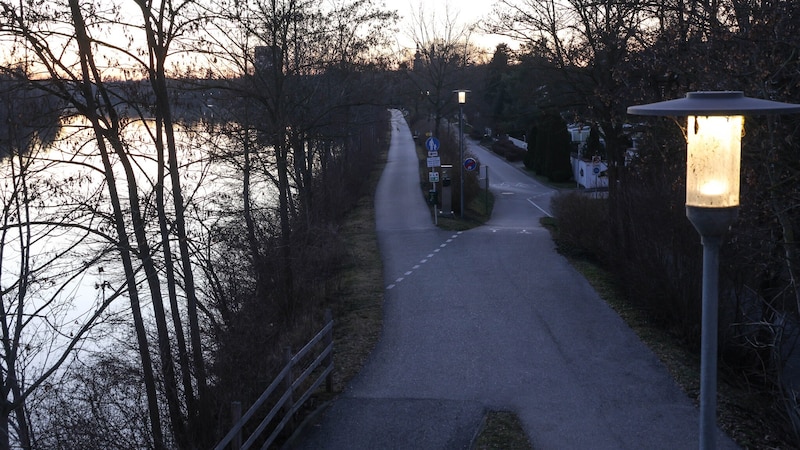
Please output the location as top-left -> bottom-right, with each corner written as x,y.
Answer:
231,401 -> 242,450
324,308 -> 334,393
283,346 -> 295,428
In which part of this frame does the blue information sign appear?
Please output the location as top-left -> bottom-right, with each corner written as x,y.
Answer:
425,137 -> 440,152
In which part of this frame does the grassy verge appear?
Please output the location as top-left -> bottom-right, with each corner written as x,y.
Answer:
412,136 -> 494,231
473,411 -> 534,450
435,192 -> 495,231
326,142 -> 387,394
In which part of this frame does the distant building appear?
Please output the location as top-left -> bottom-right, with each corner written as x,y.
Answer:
254,46 -> 282,76
568,124 -> 609,190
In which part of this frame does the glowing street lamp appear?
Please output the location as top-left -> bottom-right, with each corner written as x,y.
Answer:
454,89 -> 470,218
685,115 -> 743,208
627,91 -> 800,450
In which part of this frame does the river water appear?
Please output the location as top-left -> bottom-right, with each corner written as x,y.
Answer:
1,116 -> 275,373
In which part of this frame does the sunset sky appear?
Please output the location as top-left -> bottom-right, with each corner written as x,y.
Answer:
0,0 -> 519,78
384,0 -> 518,51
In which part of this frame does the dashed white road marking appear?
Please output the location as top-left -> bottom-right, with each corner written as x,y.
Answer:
386,232 -> 464,291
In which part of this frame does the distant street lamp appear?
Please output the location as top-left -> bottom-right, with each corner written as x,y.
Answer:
627,91 -> 800,450
454,89 -> 470,218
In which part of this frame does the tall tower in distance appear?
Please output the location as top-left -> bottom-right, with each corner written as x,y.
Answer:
254,45 -> 282,77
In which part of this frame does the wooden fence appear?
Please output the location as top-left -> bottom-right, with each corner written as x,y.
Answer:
214,310 -> 334,450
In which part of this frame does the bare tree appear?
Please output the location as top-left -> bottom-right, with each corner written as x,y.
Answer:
0,0 -> 218,446
0,74 -> 124,449
197,0 -> 397,313
1,0 -> 398,446
406,2 -> 477,136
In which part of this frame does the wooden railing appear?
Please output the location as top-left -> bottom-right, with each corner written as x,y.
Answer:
214,310 -> 334,450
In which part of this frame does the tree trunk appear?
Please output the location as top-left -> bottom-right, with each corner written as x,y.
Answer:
276,135 -> 295,316
242,126 -> 264,285
137,2 -> 210,444
68,2 -> 168,446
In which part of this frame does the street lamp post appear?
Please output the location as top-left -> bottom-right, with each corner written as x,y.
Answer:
454,89 -> 470,219
627,91 -> 800,450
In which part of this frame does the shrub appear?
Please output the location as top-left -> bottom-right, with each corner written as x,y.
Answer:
550,191 -> 610,263
491,136 -> 526,161
490,138 -> 508,157
505,145 -> 527,162
535,114 -> 573,182
524,125 -> 538,171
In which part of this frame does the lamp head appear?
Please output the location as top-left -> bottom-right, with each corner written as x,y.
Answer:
627,91 -> 800,116
453,89 -> 471,104
686,115 -> 742,208
627,91 -> 800,209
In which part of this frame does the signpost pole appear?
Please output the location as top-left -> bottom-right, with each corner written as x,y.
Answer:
485,166 -> 489,214
432,170 -> 437,226
433,182 -> 437,225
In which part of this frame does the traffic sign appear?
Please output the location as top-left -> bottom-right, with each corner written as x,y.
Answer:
425,137 -> 440,152
429,171 -> 440,182
427,156 -> 441,168
428,151 -> 438,158
464,157 -> 477,171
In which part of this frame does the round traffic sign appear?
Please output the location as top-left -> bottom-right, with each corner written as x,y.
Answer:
425,137 -> 440,152
464,157 -> 477,171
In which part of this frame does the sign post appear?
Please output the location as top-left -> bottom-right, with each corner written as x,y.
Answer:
484,165 -> 489,214
426,136 -> 441,224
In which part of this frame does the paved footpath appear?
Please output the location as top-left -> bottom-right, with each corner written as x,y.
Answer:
290,110 -> 739,449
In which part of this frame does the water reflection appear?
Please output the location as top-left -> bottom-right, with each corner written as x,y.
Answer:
0,114 -> 277,367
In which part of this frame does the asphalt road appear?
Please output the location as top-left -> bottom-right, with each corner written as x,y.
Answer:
291,109 -> 738,449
